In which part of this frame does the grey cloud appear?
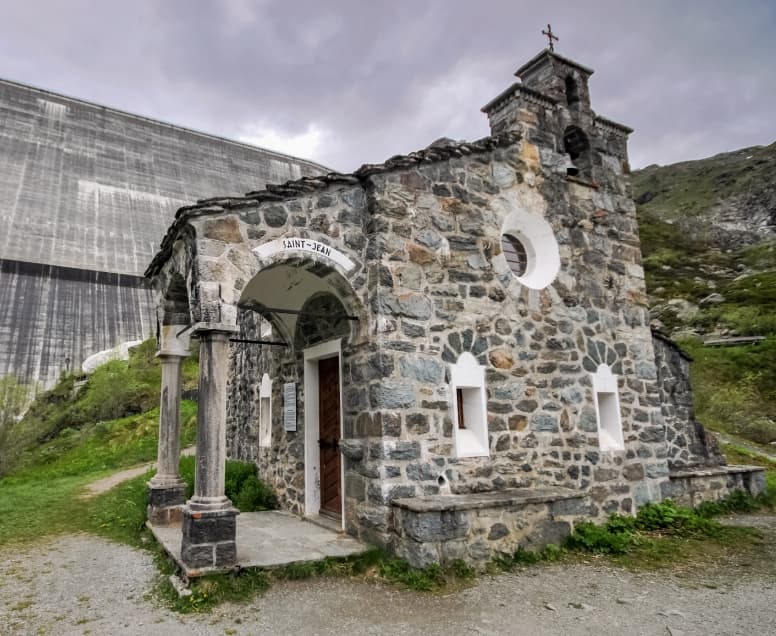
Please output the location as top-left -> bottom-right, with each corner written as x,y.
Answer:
1,0 -> 774,173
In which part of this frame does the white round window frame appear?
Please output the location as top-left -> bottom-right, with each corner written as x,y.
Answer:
500,210 -> 560,290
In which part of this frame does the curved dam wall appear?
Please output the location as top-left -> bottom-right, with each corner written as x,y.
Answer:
0,78 -> 328,388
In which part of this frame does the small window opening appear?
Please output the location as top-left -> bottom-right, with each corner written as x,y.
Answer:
565,75 -> 580,106
456,388 -> 465,429
450,352 -> 489,458
258,373 -> 272,448
501,234 -> 528,277
592,364 -> 624,451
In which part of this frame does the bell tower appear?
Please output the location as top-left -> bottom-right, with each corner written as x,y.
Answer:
516,49 -> 594,114
482,42 -> 633,186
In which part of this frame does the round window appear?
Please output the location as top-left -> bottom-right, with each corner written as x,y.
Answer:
501,234 -> 528,277
499,210 -> 560,290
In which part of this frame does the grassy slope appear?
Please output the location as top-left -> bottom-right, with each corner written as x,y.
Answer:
0,340 -> 199,545
633,144 -> 776,456
634,142 -> 776,223
0,403 -> 197,547
634,142 -> 776,335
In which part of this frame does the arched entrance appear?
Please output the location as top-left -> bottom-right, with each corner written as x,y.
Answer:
236,251 -> 363,527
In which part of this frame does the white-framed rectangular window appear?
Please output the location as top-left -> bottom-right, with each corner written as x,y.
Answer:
259,373 -> 272,448
592,364 -> 624,451
451,352 -> 489,458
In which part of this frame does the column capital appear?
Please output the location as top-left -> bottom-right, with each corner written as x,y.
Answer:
191,322 -> 239,337
160,324 -> 190,356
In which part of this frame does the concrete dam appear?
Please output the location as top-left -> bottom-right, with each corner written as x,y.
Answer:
0,78 -> 328,388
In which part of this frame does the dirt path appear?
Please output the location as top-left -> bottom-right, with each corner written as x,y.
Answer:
80,446 -> 196,498
1,514 -> 775,636
715,432 -> 776,463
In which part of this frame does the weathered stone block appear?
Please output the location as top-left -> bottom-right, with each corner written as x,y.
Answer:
370,382 -> 416,409
201,216 -> 242,243
340,439 -> 365,461
263,205 -> 288,227
551,497 -> 588,516
399,356 -> 444,384
182,512 -> 237,545
487,522 -> 509,540
622,464 -> 644,481
405,413 -> 430,434
215,541 -> 237,567
593,468 -> 619,482
345,473 -> 367,501
530,412 -> 558,433
401,510 -> 470,542
378,294 -> 433,320
181,544 -> 215,569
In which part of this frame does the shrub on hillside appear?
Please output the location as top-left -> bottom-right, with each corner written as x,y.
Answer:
739,418 -> 776,445
179,456 -> 278,512
0,375 -> 33,474
0,338 -> 199,476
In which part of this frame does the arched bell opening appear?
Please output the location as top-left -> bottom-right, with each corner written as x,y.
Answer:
565,75 -> 580,107
563,125 -> 593,180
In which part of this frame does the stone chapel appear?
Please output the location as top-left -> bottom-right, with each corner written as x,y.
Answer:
144,48 -> 765,571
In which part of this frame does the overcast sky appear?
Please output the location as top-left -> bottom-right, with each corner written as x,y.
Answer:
2,0 -> 774,173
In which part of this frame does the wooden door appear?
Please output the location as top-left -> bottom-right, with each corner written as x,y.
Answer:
318,356 -> 341,517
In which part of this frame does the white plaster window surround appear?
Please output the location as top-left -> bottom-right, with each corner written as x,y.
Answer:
592,364 -> 625,451
500,210 -> 560,290
258,373 -> 272,448
450,352 -> 489,458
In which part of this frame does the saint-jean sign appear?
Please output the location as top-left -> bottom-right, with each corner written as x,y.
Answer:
253,237 -> 356,272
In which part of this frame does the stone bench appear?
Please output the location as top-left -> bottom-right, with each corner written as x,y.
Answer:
663,464 -> 766,507
391,487 -> 590,568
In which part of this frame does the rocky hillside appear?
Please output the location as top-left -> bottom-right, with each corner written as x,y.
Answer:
633,141 -> 776,337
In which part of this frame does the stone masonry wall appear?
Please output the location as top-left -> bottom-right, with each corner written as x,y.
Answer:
662,466 -> 766,507
198,133 -> 675,551
210,181 -> 376,517
337,137 -> 672,548
651,331 -> 725,470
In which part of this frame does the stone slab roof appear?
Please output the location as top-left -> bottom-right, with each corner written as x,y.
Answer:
145,131 -> 521,277
515,49 -> 595,78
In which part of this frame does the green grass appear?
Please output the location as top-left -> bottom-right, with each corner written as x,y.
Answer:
0,402 -> 196,548
14,402 -> 197,479
676,337 -> 776,445
634,142 -> 776,225
493,496 -> 775,572
157,549 -> 476,613
0,473 -> 97,544
1,338 -> 199,477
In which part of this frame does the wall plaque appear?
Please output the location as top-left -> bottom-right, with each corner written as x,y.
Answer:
283,382 -> 297,432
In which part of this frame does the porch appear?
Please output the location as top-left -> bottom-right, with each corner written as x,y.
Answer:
148,510 -> 366,578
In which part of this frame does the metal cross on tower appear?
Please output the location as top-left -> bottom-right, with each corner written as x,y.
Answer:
542,24 -> 559,52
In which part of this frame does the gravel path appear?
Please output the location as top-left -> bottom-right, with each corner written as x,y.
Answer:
1,515 -> 774,636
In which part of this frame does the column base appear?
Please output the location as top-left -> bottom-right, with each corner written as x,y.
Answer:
147,481 -> 187,526
180,505 -> 239,570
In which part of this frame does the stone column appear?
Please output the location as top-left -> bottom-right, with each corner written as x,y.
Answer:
147,327 -> 189,526
180,323 -> 239,571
